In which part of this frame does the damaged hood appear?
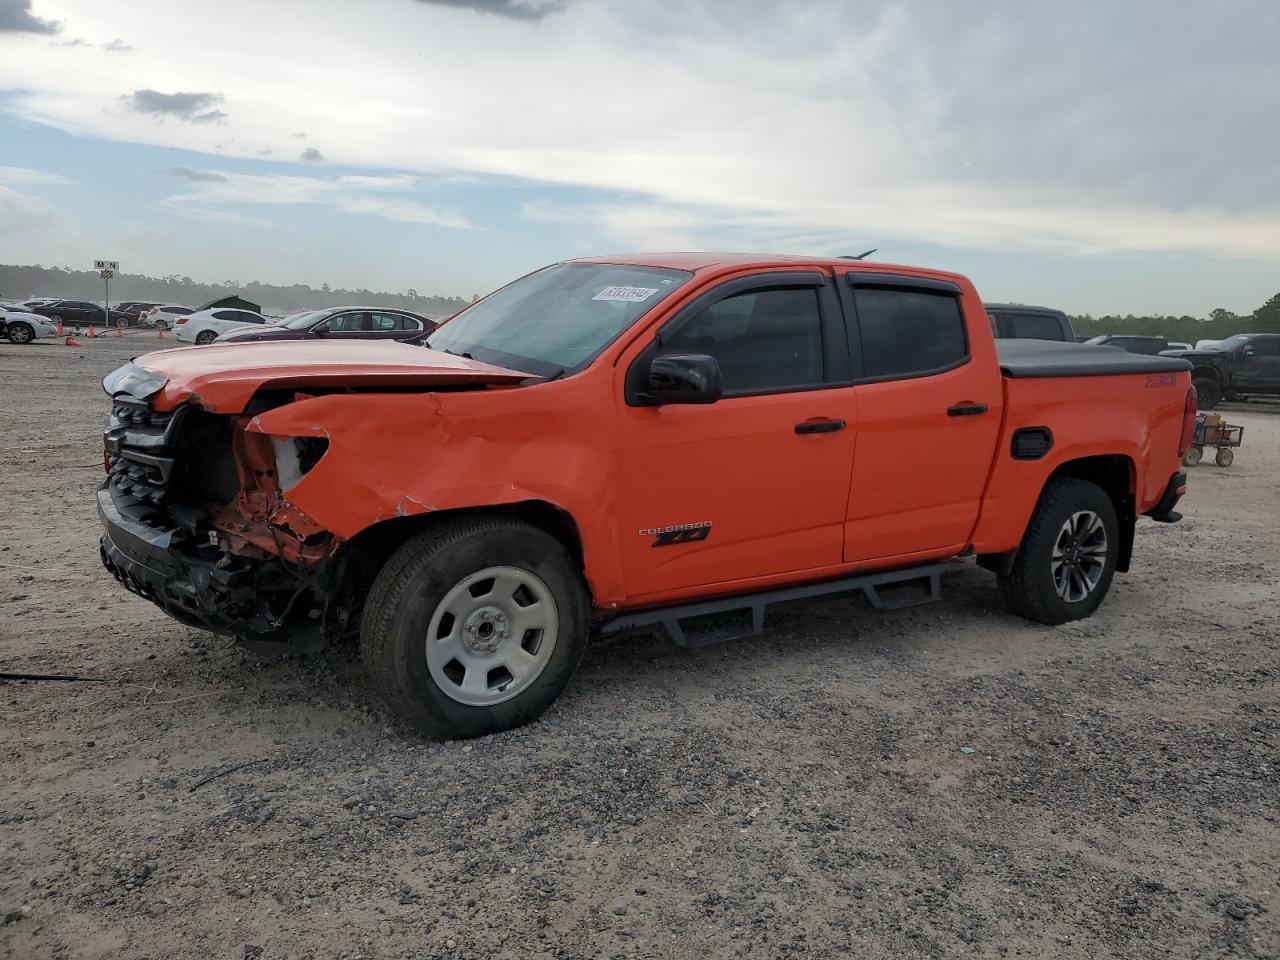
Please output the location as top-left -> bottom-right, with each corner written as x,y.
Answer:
108,339 -> 531,411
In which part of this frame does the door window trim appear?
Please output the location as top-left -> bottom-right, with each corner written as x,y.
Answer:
624,271 -> 851,406
836,272 -> 971,384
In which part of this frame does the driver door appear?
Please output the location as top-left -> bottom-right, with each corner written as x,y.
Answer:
614,272 -> 857,601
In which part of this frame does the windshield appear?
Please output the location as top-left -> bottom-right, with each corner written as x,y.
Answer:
282,310 -> 325,330
427,263 -> 693,376
1208,334 -> 1250,352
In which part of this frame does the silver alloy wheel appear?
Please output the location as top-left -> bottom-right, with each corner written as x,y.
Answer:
1051,510 -> 1108,603
8,323 -> 33,343
425,565 -> 559,706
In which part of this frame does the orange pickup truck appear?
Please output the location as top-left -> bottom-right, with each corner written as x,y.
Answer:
99,254 -> 1195,738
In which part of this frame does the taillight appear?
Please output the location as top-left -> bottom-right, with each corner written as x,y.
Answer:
176,316 -> 188,324
1178,386 -> 1197,455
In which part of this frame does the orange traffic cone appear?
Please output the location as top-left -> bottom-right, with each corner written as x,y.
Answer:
65,336 -> 80,346
157,327 -> 165,339
115,324 -> 123,336
87,323 -> 97,338
55,321 -> 63,337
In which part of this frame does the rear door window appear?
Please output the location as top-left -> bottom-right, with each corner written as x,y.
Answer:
851,288 -> 968,380
370,312 -> 408,331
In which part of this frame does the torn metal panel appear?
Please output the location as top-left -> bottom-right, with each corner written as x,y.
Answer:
243,378 -> 625,603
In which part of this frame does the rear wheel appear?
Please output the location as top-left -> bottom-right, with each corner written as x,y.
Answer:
6,322 -> 33,344
194,329 -> 218,345
1182,445 -> 1203,467
360,517 -> 589,739
1000,478 -> 1119,625
1215,447 -> 1234,467
1193,377 -> 1221,410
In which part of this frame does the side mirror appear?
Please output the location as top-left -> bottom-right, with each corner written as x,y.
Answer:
638,353 -> 722,406
312,322 -> 329,336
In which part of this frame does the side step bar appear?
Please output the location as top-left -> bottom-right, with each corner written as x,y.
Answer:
600,561 -> 955,649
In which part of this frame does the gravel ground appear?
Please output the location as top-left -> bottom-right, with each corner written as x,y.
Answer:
1,334 -> 1277,960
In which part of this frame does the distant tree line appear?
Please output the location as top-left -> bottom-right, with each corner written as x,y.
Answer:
0,263 -> 470,318
1069,292 -> 1280,343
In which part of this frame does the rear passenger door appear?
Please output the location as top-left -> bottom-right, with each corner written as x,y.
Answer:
614,272 -> 857,599
835,272 -> 1003,563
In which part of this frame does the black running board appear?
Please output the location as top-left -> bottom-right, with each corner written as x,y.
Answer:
600,561 -> 954,649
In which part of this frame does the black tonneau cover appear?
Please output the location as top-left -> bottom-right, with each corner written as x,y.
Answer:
998,340 -> 1191,379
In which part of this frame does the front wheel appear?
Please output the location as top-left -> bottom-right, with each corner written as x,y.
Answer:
999,478 -> 1120,625
360,517 -> 589,739
1215,447 -> 1234,467
6,322 -> 34,344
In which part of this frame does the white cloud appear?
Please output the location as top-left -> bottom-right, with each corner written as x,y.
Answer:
0,0 -> 1276,262
0,185 -> 84,265
157,167 -> 472,228
0,165 -> 75,186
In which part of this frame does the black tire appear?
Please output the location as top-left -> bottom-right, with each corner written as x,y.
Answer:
360,516 -> 589,739
1193,376 -> 1221,410
195,329 -> 218,345
6,322 -> 34,344
1215,447 -> 1234,467
999,478 -> 1120,626
1182,445 -> 1203,467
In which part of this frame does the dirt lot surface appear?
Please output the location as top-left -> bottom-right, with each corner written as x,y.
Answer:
1,333 -> 1277,960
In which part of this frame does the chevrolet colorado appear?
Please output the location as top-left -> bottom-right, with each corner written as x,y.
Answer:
99,254 -> 1195,738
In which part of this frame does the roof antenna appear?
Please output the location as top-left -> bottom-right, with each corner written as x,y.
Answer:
839,248 -> 877,260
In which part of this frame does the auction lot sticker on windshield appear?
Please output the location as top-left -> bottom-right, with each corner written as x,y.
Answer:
593,285 -> 659,302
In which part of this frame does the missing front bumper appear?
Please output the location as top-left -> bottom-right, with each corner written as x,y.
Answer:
98,486 -> 334,643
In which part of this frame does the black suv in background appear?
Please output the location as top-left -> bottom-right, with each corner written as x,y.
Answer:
1160,333 -> 1280,409
984,303 -> 1076,341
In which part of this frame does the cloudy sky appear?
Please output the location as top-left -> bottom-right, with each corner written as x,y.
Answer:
0,0 -> 1276,313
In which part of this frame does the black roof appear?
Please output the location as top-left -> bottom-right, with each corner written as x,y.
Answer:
983,302 -> 1067,315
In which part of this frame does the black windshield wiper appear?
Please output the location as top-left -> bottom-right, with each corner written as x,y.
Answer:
438,347 -> 475,360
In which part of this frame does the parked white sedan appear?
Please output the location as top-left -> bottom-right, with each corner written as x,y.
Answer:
1,305 -> 59,343
175,307 -> 269,345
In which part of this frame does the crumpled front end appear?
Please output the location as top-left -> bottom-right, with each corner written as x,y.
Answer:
98,371 -> 346,645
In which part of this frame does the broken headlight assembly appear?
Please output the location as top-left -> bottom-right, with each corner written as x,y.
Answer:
270,436 -> 330,491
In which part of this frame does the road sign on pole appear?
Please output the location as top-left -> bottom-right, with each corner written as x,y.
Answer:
94,260 -> 118,320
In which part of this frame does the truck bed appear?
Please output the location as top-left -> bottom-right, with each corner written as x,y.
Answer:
997,339 -> 1192,378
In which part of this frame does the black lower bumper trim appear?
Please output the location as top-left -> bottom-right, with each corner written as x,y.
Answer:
1147,470 -> 1187,523
98,487 -> 233,633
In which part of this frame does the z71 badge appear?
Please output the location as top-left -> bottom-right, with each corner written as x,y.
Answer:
639,521 -> 713,547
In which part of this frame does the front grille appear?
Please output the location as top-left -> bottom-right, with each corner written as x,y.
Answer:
104,399 -> 180,506
104,399 -> 237,538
